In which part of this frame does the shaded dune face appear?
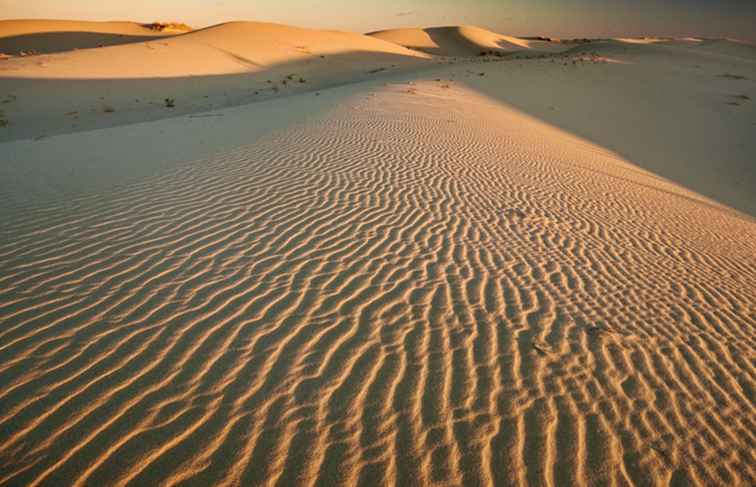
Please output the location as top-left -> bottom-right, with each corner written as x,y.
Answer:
0,21 -> 433,142
0,20 -> 176,55
367,25 -> 560,57
0,80 -> 754,487
0,32 -> 165,55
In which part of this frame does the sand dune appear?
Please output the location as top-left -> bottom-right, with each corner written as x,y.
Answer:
0,19 -> 180,55
3,21 -> 428,79
368,25 -> 565,57
1,18 -> 755,487
0,21 -> 432,141
1,76 -> 754,487
613,36 -> 756,60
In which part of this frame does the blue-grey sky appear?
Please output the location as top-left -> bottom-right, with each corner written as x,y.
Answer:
1,0 -> 754,42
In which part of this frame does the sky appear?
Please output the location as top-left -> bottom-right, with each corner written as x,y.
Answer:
1,0 -> 755,42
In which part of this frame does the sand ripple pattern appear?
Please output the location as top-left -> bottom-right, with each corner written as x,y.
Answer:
1,85 -> 755,486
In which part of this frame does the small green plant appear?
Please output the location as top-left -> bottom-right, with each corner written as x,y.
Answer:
164,98 -> 175,108
298,77 -> 306,83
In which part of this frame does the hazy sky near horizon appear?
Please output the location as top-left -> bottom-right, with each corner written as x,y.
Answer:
2,0 -> 755,42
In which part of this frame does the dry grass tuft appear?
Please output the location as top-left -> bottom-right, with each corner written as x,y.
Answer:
143,22 -> 192,32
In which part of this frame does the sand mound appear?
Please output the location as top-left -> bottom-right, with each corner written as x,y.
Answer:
368,25 -> 562,56
3,21 -> 429,79
0,19 -> 177,55
0,21 -> 431,141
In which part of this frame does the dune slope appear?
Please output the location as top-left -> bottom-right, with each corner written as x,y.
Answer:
2,21 -> 429,79
0,19 -> 179,55
1,69 -> 755,487
0,21 -> 432,141
368,25 -> 564,56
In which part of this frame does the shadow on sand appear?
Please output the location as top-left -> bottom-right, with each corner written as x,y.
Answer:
0,31 -> 168,55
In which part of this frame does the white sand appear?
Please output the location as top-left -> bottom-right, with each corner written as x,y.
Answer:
368,25 -> 566,56
0,21 -> 432,141
0,19 -> 181,55
1,20 -> 755,487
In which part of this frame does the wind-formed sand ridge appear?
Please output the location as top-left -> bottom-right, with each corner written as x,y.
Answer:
1,17 -> 755,487
1,78 -> 754,486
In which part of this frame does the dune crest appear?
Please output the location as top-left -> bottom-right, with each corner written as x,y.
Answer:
368,25 -> 564,56
0,19 -> 179,55
2,21 -> 430,79
0,20 -> 433,141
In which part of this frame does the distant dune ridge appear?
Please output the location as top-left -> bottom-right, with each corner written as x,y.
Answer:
0,21 -> 429,78
368,25 -> 564,56
0,17 -> 755,487
0,19 -> 184,55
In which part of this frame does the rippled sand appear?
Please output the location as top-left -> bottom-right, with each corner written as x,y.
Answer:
1,22 -> 755,487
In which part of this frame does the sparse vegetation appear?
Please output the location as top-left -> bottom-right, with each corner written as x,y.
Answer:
164,98 -> 175,108
143,22 -> 192,32
0,110 -> 7,127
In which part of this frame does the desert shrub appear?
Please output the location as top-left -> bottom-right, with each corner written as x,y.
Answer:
144,22 -> 192,32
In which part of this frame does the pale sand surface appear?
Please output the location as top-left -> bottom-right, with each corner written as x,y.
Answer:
0,19 -> 182,55
367,26 -> 564,57
1,21 -> 755,487
0,21 -> 432,142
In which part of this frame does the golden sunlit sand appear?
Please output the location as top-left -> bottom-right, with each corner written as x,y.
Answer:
0,17 -> 755,487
